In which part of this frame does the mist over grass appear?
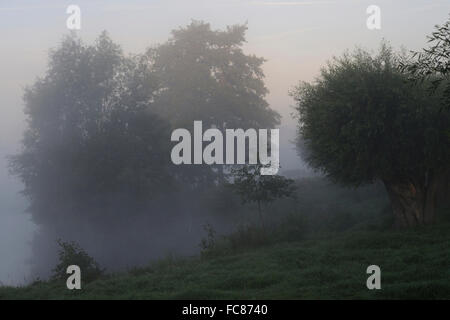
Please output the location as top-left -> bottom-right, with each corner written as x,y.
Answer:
3,219 -> 450,299
0,4 -> 449,297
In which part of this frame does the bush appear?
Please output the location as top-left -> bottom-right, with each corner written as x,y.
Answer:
52,239 -> 104,283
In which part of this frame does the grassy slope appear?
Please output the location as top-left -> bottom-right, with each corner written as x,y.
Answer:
1,224 -> 450,300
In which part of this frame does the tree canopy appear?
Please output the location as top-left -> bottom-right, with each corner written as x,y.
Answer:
291,43 -> 449,227
150,21 -> 280,130
149,21 -> 280,184
10,32 -> 173,225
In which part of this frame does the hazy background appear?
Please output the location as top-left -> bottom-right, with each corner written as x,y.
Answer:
1,0 -> 449,285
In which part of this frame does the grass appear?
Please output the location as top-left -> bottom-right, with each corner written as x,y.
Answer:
1,222 -> 450,299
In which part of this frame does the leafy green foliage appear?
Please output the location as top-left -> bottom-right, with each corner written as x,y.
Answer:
291,44 -> 449,187
229,165 -> 296,227
399,16 -> 450,167
231,165 -> 295,205
400,16 -> 450,108
52,240 -> 103,283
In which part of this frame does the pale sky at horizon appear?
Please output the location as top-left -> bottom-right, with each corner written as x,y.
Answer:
1,0 -> 449,285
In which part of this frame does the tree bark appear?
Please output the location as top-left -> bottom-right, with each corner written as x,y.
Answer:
383,176 -> 439,228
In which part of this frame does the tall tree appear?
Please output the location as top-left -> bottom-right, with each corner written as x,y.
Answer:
291,44 -> 449,228
10,32 -> 173,225
150,21 -> 280,130
149,21 -> 280,184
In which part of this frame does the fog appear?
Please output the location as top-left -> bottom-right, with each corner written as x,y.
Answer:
1,0 -> 449,285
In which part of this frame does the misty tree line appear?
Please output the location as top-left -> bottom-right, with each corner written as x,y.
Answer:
8,18 -> 450,275
11,22 -> 280,222
9,21 -> 287,275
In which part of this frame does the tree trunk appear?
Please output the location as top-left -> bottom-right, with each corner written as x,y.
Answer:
383,177 -> 439,228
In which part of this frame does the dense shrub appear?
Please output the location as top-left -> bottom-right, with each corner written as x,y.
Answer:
52,240 -> 104,283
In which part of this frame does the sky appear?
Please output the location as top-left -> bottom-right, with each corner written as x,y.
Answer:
1,0 -> 449,285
